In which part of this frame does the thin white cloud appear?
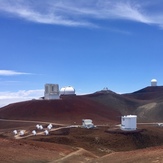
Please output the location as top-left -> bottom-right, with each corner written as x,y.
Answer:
0,0 -> 94,27
111,2 -> 151,23
0,89 -> 44,107
0,70 -> 31,76
0,0 -> 163,28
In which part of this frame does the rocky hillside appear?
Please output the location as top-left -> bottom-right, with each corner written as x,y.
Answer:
0,96 -> 120,124
0,86 -> 163,123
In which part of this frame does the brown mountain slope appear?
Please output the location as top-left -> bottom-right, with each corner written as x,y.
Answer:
86,90 -> 142,115
122,86 -> 163,122
87,88 -> 163,122
0,96 -> 120,124
0,86 -> 163,123
134,102 -> 163,122
123,86 -> 163,101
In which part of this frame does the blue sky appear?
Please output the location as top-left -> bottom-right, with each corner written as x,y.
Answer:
0,0 -> 163,107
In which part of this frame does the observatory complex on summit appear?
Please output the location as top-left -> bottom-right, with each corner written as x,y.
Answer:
44,84 -> 75,100
43,79 -> 157,100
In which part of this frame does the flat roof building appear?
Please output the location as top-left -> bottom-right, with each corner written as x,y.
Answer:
121,115 -> 137,131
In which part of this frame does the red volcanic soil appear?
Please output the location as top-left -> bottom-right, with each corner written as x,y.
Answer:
29,125 -> 163,155
0,137 -> 75,163
90,146 -> 163,163
0,96 -> 121,124
0,123 -> 163,162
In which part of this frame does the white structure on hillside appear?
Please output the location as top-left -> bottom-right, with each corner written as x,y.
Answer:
39,125 -> 43,130
36,124 -> 40,129
13,130 -> 18,135
47,124 -> 52,130
44,130 -> 49,135
19,130 -> 25,136
121,115 -> 137,131
32,130 -> 37,135
82,119 -> 94,129
102,87 -> 109,91
44,84 -> 60,100
60,86 -> 75,95
151,79 -> 157,86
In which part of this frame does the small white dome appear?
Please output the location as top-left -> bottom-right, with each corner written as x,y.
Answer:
32,130 -> 37,135
151,79 -> 157,82
60,87 -> 66,94
151,79 -> 157,86
60,86 -> 75,95
19,130 -> 25,136
44,130 -> 49,135
13,130 -> 17,135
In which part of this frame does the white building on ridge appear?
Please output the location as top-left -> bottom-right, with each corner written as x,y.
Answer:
82,119 -> 94,129
44,84 -> 60,100
151,79 -> 157,86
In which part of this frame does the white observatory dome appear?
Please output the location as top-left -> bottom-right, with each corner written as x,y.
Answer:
60,86 -> 75,95
151,79 -> 157,86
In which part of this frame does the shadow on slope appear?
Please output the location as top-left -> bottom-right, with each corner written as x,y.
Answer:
86,90 -> 141,115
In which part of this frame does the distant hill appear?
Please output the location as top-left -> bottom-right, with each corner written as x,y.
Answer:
0,86 -> 163,123
123,86 -> 163,101
122,86 -> 163,122
86,90 -> 141,115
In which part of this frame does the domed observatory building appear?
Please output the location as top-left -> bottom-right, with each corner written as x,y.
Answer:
151,79 -> 157,86
60,86 -> 76,96
44,84 -> 60,100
